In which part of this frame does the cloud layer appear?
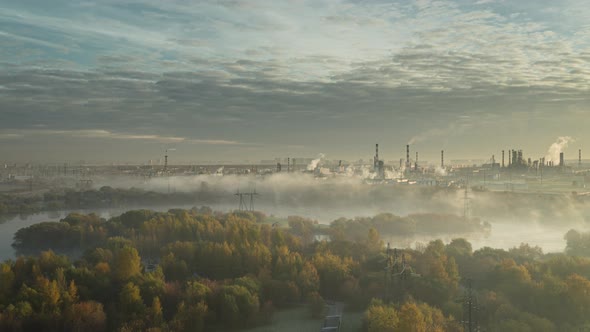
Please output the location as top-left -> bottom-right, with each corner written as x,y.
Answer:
1,0 -> 589,162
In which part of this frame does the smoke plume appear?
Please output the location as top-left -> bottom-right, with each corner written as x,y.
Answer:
307,153 -> 325,171
545,136 -> 574,164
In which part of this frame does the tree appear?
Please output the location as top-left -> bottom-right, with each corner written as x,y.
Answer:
297,262 -> 320,296
185,281 -> 211,304
398,302 -> 427,332
170,301 -> 208,332
0,263 -> 15,303
119,282 -> 146,321
308,291 -> 325,318
565,274 -> 590,325
215,285 -> 259,327
119,210 -> 155,229
64,301 -> 107,332
288,216 -> 316,245
366,228 -> 383,254
364,299 -> 398,332
113,246 -> 141,281
148,297 -> 164,328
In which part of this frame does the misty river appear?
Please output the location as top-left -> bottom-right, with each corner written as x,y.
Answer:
0,204 -> 575,262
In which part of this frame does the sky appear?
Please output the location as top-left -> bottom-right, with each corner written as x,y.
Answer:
0,0 -> 589,164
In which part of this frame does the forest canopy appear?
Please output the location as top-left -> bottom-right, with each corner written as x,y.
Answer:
2,208 -> 590,331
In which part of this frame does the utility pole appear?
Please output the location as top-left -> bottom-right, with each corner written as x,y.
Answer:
464,176 -> 470,221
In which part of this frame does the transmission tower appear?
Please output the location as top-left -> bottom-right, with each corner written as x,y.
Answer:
246,188 -> 259,211
384,244 -> 419,303
462,279 -> 480,332
235,190 -> 246,211
235,188 -> 259,212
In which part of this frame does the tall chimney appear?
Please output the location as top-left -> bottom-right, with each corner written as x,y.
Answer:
415,152 -> 418,170
441,150 -> 444,168
376,144 -> 379,160
287,157 -> 290,172
579,149 -> 582,167
502,150 -> 505,168
375,144 -> 379,169
406,145 -> 410,169
508,150 -> 512,166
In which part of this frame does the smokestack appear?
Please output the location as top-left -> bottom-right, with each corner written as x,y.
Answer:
441,150 -> 444,168
415,152 -> 418,170
502,150 -> 505,168
508,150 -> 512,166
376,144 -> 379,160
287,157 -> 290,172
560,152 -> 564,167
164,153 -> 168,171
406,145 -> 410,169
579,149 -> 582,167
375,144 -> 379,169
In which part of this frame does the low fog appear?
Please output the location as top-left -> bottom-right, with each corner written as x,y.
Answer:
86,172 -> 590,253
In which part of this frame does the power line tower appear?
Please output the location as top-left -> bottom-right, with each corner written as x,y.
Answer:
235,190 -> 247,211
384,244 -> 419,303
245,188 -> 259,211
235,188 -> 259,212
462,279 -> 480,332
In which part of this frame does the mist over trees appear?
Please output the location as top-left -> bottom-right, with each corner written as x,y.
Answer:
3,174 -> 590,228
1,208 -> 590,331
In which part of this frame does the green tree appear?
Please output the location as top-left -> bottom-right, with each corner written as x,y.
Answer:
119,282 -> 146,320
364,299 -> 398,332
0,263 -> 15,303
170,301 -> 208,332
113,246 -> 141,281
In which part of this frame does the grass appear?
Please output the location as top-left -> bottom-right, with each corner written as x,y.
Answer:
244,306 -> 363,332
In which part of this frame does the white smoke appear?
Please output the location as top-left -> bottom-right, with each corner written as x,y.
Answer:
435,166 -> 448,176
307,153 -> 325,171
384,169 -> 402,179
545,136 -> 574,164
345,165 -> 356,177
360,165 -> 375,179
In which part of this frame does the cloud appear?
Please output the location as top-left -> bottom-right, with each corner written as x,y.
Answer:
0,129 -> 245,145
0,0 -> 589,162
